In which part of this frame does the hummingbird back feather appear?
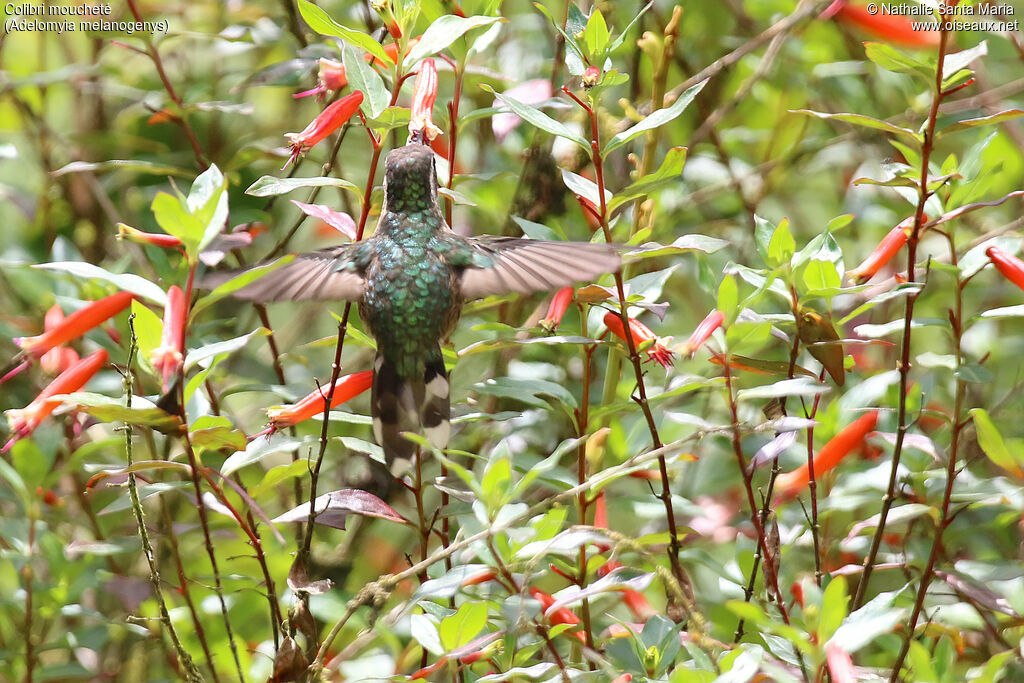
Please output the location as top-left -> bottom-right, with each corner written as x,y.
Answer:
203,143 -> 622,463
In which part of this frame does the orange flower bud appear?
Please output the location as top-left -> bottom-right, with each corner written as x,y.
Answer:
775,410 -> 879,501
409,58 -> 442,142
825,1 -> 940,48
4,349 -> 109,451
848,217 -> 916,284
15,292 -> 134,358
529,587 -> 585,641
150,286 -> 187,390
987,246 -> 1024,291
284,91 -> 364,169
117,223 -> 184,249
540,287 -> 575,333
682,310 -> 725,358
603,312 -> 675,369
266,371 -> 373,432
365,38 -> 419,68
460,570 -> 497,587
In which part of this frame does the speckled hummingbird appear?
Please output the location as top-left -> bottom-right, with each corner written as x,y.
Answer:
212,143 -> 621,462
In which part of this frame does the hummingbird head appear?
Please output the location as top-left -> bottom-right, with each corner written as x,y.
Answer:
383,144 -> 439,214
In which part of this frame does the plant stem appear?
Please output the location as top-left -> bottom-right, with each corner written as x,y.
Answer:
562,84 -> 694,614
888,233 -> 969,681
853,27 -> 950,611
123,314 -> 204,682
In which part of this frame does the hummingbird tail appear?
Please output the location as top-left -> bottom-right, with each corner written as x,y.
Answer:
372,349 -> 450,464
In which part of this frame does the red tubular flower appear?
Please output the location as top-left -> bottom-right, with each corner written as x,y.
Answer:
987,246 -> 1024,291
4,349 -> 109,452
825,1 -> 940,48
682,310 -> 725,358
611,675 -> 632,683
409,58 -> 442,141
848,218 -> 916,284
150,286 -> 187,390
266,371 -> 373,432
603,312 -> 675,369
39,305 -> 81,375
775,410 -> 879,501
529,588 -> 585,641
540,287 -> 575,333
117,223 -> 184,249
294,58 -> 349,100
15,291 -> 134,358
284,91 -> 364,169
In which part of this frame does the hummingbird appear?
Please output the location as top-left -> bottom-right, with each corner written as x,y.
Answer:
209,143 -> 621,462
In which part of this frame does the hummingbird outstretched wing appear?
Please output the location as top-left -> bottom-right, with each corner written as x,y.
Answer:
201,247 -> 364,302
458,237 -> 621,300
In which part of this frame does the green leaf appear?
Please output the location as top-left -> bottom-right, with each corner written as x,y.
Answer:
33,261 -> 167,304
404,15 -> 505,68
791,109 -> 918,138
222,436 -> 301,477
604,79 -> 707,154
52,159 -> 194,178
560,169 -> 611,207
767,218 -> 795,268
941,110 -> 1024,135
152,191 -> 204,254
802,259 -> 841,292
480,456 -> 512,510
829,588 -> 908,654
717,274 -> 738,316
59,392 -> 182,433
130,299 -> 163,372
190,415 -> 246,452
188,164 -> 229,252
483,85 -> 589,149
184,328 -> 270,371
863,42 -> 933,81
819,575 -> 849,643
942,40 -> 986,84
249,460 -> 308,499
245,175 -> 360,197
624,234 -> 729,260
970,408 -> 1023,477
366,106 -> 411,132
581,8 -> 609,58
607,146 -> 687,212
297,0 -> 392,66
439,601 -> 488,651
343,47 -> 389,120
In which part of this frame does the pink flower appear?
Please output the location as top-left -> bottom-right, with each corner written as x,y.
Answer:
150,286 -> 187,390
681,310 -> 725,357
408,59 -> 442,141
